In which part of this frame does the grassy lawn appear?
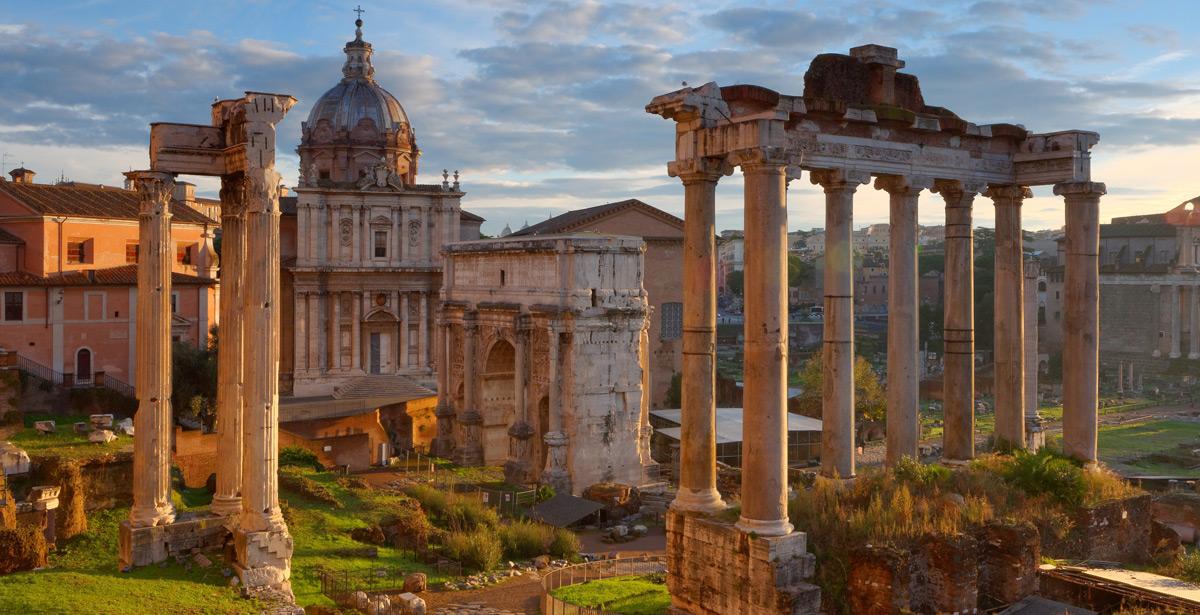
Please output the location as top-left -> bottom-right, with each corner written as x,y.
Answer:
9,413 -> 131,460
550,574 -> 670,615
280,468 -> 442,609
0,508 -> 260,614
1092,419 -> 1200,477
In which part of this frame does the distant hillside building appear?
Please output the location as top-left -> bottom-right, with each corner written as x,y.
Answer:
0,169 -> 218,387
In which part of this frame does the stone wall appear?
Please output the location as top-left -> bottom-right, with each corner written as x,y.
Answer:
1043,494 -> 1154,563
665,510 -> 820,615
173,427 -> 218,489
30,453 -> 131,539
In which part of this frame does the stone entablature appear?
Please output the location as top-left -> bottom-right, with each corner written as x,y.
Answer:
437,235 -> 651,493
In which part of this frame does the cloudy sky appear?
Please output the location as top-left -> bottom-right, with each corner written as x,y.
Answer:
1,0 -> 1197,235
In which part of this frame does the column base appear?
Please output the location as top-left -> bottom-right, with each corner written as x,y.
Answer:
1190,354 -> 1200,360
1153,351 -> 1162,358
670,487 -> 727,515
234,527 -> 294,590
210,495 -> 242,517
119,520 -> 168,570
940,457 -> 972,467
735,514 -> 794,538
1170,352 -> 1182,359
541,468 -> 572,496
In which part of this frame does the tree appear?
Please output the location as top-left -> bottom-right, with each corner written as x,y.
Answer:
172,326 -> 218,430
726,270 -> 744,297
787,254 -> 814,288
793,355 -> 886,424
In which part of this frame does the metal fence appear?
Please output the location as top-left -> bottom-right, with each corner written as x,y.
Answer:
14,353 -> 135,399
314,564 -> 423,605
540,555 -> 668,615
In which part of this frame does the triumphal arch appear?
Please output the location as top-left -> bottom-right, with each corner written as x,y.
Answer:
647,45 -> 1104,614
119,91 -> 297,595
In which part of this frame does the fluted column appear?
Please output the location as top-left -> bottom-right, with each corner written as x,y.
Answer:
433,314 -> 455,457
1056,181 -> 1105,464
812,168 -> 870,480
543,326 -> 570,493
212,174 -> 246,517
876,175 -> 931,465
400,293 -> 410,368
1169,285 -> 1182,358
307,292 -> 320,371
127,170 -> 177,529
987,185 -> 1031,450
736,152 -> 791,537
673,160 -> 726,514
351,292 -> 362,371
330,293 -> 342,370
1024,258 -> 1042,450
459,314 -> 484,466
1117,362 -> 1124,394
1190,287 -> 1200,359
935,181 -> 982,461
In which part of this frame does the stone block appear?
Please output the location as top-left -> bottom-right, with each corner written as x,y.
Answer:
848,545 -> 910,614
73,422 -> 90,434
910,533 -> 977,614
116,418 -> 135,436
978,522 -> 1040,609
34,420 -> 55,434
89,414 -> 114,429
0,442 -> 31,475
119,521 -> 168,569
88,429 -> 116,443
404,571 -> 427,592
396,592 -> 426,615
234,527 -> 293,589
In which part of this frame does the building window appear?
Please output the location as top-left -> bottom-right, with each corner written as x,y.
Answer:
177,244 -> 192,265
67,239 -> 89,264
126,241 -> 139,264
374,230 -> 387,258
171,291 -> 179,314
661,302 -> 683,340
3,292 -> 22,321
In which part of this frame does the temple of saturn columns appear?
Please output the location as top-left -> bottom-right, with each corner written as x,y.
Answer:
647,45 -> 1104,614
119,91 -> 297,593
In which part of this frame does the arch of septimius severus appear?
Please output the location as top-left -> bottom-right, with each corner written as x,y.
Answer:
119,91 -> 297,593
648,45 -> 1105,613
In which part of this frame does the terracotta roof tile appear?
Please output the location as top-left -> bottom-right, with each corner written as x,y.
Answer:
510,199 -> 682,237
0,181 -> 217,225
0,264 -> 214,287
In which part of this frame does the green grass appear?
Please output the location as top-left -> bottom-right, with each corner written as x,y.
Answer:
282,468 -> 443,608
1087,419 -> 1200,477
550,574 -> 670,615
0,508 -> 260,614
9,413 -> 131,460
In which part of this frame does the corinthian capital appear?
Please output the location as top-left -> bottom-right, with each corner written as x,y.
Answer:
1053,181 -> 1107,199
809,168 -> 871,192
125,170 -> 176,216
874,174 -> 934,195
245,169 -> 282,215
984,184 -> 1033,203
672,157 -> 732,184
219,174 -> 248,218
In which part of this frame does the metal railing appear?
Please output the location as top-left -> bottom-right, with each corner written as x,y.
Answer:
16,354 -> 64,386
14,353 -> 135,399
541,555 -> 668,615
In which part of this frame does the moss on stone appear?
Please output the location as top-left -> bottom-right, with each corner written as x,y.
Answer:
0,525 -> 48,574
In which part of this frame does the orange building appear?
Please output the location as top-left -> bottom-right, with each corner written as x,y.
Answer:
0,167 -> 219,387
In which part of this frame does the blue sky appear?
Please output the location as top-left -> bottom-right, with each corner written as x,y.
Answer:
1,0 -> 1197,235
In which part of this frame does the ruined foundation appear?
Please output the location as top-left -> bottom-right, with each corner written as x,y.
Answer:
665,510 -> 820,615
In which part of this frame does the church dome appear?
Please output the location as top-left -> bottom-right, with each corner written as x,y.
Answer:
298,17 -> 420,187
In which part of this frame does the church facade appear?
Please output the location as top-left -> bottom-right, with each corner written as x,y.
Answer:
279,21 -> 481,403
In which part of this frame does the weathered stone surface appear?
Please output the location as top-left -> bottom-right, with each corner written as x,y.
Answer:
0,525 -> 48,574
33,420 -> 55,434
89,414 -> 114,429
1044,494 -> 1154,563
978,522 -> 1040,608
397,591 -> 427,615
848,544 -> 910,614
0,442 -> 30,475
404,571 -> 428,593
910,533 -> 977,614
116,418 -> 134,436
89,429 -> 117,444
665,510 -> 819,615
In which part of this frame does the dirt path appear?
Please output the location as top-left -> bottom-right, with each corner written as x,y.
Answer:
422,574 -> 542,614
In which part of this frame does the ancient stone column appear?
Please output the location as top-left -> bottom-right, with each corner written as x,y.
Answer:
458,314 -> 484,466
1117,362 -> 1124,394
737,152 -> 792,537
673,160 -> 726,514
542,326 -> 570,493
1169,285 -> 1182,359
987,185 -> 1031,450
419,291 -> 430,370
126,170 -> 177,530
1024,259 -> 1042,451
433,315 -> 456,458
934,180 -> 982,462
505,316 -> 535,484
812,168 -> 869,479
876,175 -> 930,465
234,93 -> 296,590
1055,181 -> 1106,464
1190,287 -> 1200,359
212,174 -> 246,517
400,293 -> 410,368
331,293 -> 342,370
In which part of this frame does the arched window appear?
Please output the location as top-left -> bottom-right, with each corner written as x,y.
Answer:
76,348 -> 92,383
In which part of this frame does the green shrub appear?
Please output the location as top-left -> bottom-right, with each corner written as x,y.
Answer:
499,521 -> 551,559
549,527 -> 582,559
404,485 -> 449,517
1000,449 -> 1085,506
278,471 -> 341,508
893,456 -> 951,487
385,500 -> 434,551
445,498 -> 499,532
445,529 -> 502,572
279,446 -> 323,471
